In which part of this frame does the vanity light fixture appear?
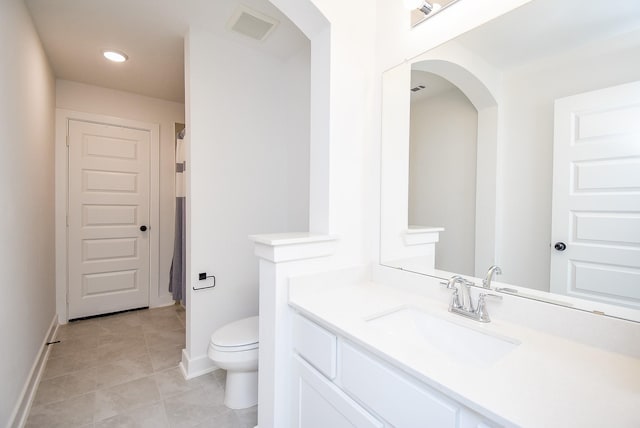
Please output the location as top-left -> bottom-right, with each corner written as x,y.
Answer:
102,49 -> 128,63
403,0 -> 442,16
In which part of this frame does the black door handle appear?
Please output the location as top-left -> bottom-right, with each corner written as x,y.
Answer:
554,242 -> 566,251
140,225 -> 148,232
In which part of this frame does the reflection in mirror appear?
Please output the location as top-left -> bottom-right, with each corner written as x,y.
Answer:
381,0 -> 640,320
409,71 -> 477,276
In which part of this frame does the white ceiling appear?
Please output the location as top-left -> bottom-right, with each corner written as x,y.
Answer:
454,0 -> 640,70
25,0 -> 309,103
410,71 -> 457,102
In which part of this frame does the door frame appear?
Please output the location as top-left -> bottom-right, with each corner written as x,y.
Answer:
55,109 -> 160,323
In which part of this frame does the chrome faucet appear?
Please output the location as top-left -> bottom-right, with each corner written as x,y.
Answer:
445,275 -> 502,322
482,265 -> 502,289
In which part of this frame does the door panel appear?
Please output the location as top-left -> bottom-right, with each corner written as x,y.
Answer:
83,205 -> 138,227
68,120 -> 150,319
83,170 -> 139,193
82,238 -> 138,261
550,81 -> 640,308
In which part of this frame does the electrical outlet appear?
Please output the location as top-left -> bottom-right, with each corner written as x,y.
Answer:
199,272 -> 207,280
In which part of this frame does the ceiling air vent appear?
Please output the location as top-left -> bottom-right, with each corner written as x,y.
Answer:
227,6 -> 279,41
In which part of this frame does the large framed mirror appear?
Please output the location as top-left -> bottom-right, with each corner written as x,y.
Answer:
380,0 -> 640,321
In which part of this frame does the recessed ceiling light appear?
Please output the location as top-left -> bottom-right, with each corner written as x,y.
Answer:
102,50 -> 128,63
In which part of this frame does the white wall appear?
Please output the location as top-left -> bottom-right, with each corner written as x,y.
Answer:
0,0 -> 55,425
184,29 -> 310,375
409,88 -> 477,275
498,30 -> 640,291
56,80 -> 185,305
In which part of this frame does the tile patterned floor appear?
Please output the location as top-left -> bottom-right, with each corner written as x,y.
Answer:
26,304 -> 257,428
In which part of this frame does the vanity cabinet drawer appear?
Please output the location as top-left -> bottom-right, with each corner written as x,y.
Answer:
294,356 -> 383,428
293,313 -> 337,379
341,342 -> 458,428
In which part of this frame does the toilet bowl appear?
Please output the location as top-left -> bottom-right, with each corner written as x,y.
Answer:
207,315 -> 259,409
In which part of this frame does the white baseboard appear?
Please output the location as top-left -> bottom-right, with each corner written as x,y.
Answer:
179,349 -> 218,379
150,295 -> 176,309
10,315 -> 58,428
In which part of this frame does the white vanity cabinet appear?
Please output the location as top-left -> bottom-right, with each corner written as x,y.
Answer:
293,356 -> 384,428
292,312 -> 503,428
292,313 -> 383,428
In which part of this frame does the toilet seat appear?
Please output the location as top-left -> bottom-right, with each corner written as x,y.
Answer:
210,315 -> 259,352
209,342 -> 258,352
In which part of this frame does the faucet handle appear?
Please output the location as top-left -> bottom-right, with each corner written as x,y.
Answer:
475,293 -> 502,322
449,288 -> 462,310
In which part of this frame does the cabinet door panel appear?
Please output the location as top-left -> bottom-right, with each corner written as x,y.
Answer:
341,342 -> 458,428
293,313 -> 337,379
294,356 -> 383,428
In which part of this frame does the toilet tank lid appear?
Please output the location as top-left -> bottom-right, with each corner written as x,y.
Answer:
211,315 -> 259,347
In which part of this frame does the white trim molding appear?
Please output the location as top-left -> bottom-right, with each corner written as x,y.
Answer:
179,349 -> 218,380
9,315 -> 58,428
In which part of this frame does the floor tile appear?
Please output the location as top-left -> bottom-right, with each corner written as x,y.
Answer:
33,367 -> 96,406
42,351 -> 99,380
138,306 -> 181,323
192,410 -> 242,428
144,329 -> 186,348
95,337 -> 149,366
56,319 -> 107,340
154,367 -> 210,399
148,344 -> 184,372
94,354 -> 155,390
141,315 -> 184,333
27,306 -> 218,427
163,386 -> 228,428
31,375 -> 67,407
234,406 -> 258,428
48,336 -> 99,359
99,324 -> 146,340
209,369 -> 226,388
94,401 -> 169,428
25,391 -> 95,428
94,376 -> 161,422
98,312 -> 144,334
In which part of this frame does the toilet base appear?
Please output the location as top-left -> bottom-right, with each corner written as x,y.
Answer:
224,370 -> 258,409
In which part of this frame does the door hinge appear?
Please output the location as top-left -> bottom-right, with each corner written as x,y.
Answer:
66,135 -> 70,147
66,214 -> 69,227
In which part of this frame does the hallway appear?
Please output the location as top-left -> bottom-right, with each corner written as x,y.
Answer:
25,305 -> 257,427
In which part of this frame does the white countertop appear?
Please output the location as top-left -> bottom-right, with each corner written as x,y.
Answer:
289,278 -> 640,428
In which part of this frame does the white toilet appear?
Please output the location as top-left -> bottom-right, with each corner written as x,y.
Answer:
207,315 -> 259,409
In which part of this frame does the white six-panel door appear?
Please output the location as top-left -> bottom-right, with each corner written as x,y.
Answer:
67,119 -> 151,319
550,81 -> 640,309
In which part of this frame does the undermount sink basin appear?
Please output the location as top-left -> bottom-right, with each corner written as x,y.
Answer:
366,306 -> 520,368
